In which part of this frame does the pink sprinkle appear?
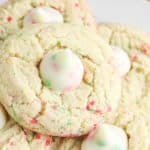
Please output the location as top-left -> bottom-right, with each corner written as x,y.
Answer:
10,142 -> 15,146
95,109 -> 103,115
89,100 -> 95,106
7,16 -> 12,22
51,105 -> 57,110
131,55 -> 138,61
86,22 -> 91,27
107,106 -> 112,112
39,2 -> 45,6
141,43 -> 150,54
30,118 -> 38,124
0,30 -> 3,33
45,139 -> 51,146
51,63 -> 59,72
82,16 -> 86,21
34,133 -> 41,139
32,19 -> 38,24
93,123 -> 98,130
75,3 -> 79,7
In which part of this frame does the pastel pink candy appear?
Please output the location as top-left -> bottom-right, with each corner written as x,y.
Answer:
23,6 -> 63,26
110,47 -> 131,77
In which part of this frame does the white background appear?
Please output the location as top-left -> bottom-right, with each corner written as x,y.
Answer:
87,0 -> 150,32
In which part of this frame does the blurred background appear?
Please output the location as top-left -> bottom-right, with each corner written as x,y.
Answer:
87,0 -> 150,32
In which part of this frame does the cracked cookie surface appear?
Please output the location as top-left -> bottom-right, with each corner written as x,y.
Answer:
0,23 -> 121,136
0,0 -> 96,40
97,23 -> 150,150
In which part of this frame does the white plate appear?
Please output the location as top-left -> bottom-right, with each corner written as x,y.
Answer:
87,0 -> 150,32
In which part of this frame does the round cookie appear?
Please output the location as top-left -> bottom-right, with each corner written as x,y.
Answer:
0,0 -> 96,40
97,23 -> 150,150
0,23 -> 122,137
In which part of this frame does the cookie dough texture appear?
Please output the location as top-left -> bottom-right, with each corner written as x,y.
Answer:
0,0 -> 96,39
0,103 -> 77,150
0,23 -> 121,136
97,23 -> 150,150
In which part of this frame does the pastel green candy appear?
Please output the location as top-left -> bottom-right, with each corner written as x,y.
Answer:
81,124 -> 128,150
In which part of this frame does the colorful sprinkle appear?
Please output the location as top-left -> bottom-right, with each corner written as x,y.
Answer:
89,100 -> 95,106
7,16 -> 12,22
141,43 -> 150,54
45,139 -> 51,146
34,133 -> 41,139
96,140 -> 106,147
44,79 -> 52,89
107,106 -> 112,112
75,3 -> 79,7
51,105 -> 57,110
95,109 -> 103,115
30,118 -> 38,124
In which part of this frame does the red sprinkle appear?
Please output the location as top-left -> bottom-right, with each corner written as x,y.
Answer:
45,139 -> 51,146
7,16 -> 12,22
86,105 -> 90,110
34,133 -> 41,139
30,118 -> 38,124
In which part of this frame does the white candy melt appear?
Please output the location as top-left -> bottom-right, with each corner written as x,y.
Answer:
0,105 -> 7,130
40,49 -> 84,92
82,124 -> 128,150
0,0 -> 8,6
110,47 -> 131,76
24,6 -> 63,26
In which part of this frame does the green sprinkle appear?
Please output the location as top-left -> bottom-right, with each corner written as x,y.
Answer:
90,108 -> 95,113
112,145 -> 122,150
87,82 -> 93,86
11,107 -> 19,123
44,79 -> 52,89
96,140 -> 106,147
51,54 -> 57,60
31,132 -> 36,138
67,120 -> 72,126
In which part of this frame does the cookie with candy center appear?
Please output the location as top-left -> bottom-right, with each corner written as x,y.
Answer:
0,24 -> 122,136
0,0 -> 96,40
98,23 -> 150,150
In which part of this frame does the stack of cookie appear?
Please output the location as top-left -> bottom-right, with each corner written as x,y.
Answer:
0,0 -> 149,150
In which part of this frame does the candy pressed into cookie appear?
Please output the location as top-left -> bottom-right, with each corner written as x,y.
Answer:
0,0 -> 96,39
98,23 -> 150,150
0,23 -> 122,137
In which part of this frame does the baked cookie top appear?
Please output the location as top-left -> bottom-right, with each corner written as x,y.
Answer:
98,23 -> 150,150
0,104 -> 62,150
0,0 -> 96,40
0,23 -> 121,137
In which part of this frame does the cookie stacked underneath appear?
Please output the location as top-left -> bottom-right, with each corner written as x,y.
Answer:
0,1 -> 150,150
